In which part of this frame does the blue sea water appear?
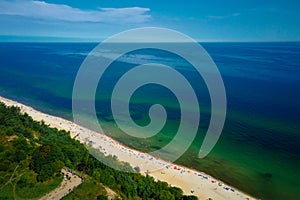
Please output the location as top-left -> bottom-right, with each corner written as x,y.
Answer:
0,42 -> 299,199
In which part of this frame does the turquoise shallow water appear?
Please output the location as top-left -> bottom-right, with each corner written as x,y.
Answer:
0,42 -> 299,199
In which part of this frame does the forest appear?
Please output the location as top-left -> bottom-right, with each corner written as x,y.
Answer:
0,102 -> 197,200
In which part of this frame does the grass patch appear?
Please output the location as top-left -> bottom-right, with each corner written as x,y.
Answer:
16,174 -> 63,199
0,184 -> 14,200
0,175 -> 62,200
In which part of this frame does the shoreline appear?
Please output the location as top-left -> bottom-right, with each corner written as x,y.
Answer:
0,96 -> 256,200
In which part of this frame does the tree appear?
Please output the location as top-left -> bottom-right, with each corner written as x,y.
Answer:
97,195 -> 108,200
12,136 -> 30,152
31,145 -> 64,182
181,195 -> 198,200
15,150 -> 27,162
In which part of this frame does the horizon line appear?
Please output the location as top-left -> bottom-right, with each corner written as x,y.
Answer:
0,35 -> 299,43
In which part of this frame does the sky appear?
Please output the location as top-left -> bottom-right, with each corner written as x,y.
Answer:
0,0 -> 299,42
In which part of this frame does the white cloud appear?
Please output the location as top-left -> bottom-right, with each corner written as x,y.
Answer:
0,0 -> 151,23
206,13 -> 240,20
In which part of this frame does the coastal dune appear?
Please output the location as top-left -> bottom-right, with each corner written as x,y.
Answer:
0,96 -> 256,200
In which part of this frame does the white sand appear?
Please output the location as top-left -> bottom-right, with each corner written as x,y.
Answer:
0,96 -> 257,200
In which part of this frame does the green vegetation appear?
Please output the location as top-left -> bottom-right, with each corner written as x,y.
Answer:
0,102 -> 197,199
0,104 -> 64,200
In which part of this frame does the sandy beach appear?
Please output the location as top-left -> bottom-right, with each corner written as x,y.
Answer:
0,96 -> 256,200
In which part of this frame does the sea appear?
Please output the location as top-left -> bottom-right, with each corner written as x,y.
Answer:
0,42 -> 299,199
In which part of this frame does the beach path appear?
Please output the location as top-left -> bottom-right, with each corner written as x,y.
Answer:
39,169 -> 82,200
